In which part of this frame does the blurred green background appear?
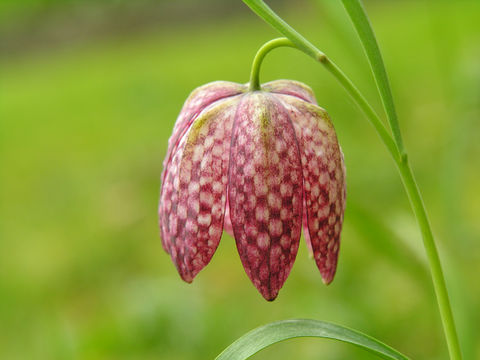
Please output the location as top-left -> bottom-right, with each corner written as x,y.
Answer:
1,0 -> 479,359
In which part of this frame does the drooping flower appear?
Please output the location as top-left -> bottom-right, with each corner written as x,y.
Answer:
159,80 -> 346,301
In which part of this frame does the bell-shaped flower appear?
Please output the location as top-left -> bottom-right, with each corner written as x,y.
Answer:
159,80 -> 346,301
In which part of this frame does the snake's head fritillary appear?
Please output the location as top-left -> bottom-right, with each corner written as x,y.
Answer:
159,80 -> 346,301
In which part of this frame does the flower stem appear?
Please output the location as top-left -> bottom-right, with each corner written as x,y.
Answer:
249,38 -> 296,91
243,0 -> 462,358
249,37 -> 398,160
320,59 -> 400,162
396,157 -> 462,360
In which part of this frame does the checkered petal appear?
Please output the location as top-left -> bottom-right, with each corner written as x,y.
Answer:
159,95 -> 241,282
277,93 -> 346,284
228,92 -> 303,301
160,82 -> 246,219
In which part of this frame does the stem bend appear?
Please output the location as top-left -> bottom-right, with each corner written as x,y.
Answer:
249,38 -> 296,91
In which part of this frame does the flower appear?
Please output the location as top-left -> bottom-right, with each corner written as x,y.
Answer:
159,80 -> 346,301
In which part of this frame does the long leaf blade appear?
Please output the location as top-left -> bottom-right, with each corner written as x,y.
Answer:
341,0 -> 404,155
216,319 -> 410,360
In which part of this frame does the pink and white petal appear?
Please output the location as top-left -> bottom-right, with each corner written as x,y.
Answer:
159,82 -> 245,252
262,79 -> 317,105
228,93 -> 303,301
161,81 -> 246,189
276,94 -> 346,284
159,96 -> 241,282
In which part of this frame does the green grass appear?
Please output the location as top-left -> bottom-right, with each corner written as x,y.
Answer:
1,1 -> 479,359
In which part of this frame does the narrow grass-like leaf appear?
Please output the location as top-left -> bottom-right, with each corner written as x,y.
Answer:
216,319 -> 410,360
341,0 -> 404,156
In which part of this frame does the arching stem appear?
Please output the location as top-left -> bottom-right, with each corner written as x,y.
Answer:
249,38 -> 296,91
249,37 -> 399,162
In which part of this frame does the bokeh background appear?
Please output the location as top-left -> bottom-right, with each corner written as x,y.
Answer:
1,0 -> 479,359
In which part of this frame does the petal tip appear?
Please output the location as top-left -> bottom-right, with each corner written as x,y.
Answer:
320,269 -> 336,285
179,271 -> 194,284
321,277 -> 332,285
261,289 -> 279,302
182,278 -> 194,285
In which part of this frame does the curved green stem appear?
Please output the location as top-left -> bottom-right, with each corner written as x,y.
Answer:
241,0 -> 325,61
320,59 -> 399,162
249,37 -> 398,160
249,38 -> 296,91
248,37 -> 398,159
397,158 -> 462,360
243,0 -> 462,359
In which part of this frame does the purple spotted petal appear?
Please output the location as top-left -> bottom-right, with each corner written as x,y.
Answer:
159,96 -> 241,282
262,79 -> 317,104
160,82 -> 246,221
277,94 -> 346,284
228,92 -> 303,301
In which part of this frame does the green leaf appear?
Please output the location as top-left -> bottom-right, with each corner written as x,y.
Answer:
340,0 -> 404,156
216,319 -> 410,360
